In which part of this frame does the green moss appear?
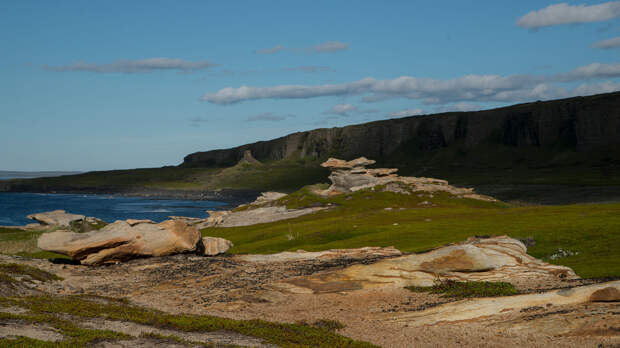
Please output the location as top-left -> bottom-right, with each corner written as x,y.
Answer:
0,263 -> 62,282
405,280 -> 519,298
0,311 -> 131,347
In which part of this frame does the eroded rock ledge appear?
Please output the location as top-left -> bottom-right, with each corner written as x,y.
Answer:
320,157 -> 496,201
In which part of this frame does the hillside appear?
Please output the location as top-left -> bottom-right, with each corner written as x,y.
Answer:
2,91 -> 620,203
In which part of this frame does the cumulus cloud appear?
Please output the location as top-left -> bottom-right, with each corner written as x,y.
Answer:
556,62 -> 620,81
284,66 -> 332,73
246,112 -> 293,122
592,36 -> 620,49
257,45 -> 284,54
387,109 -> 425,118
312,41 -> 349,52
325,104 -> 357,116
517,1 -> 620,29
436,103 -> 482,113
43,58 -> 216,73
201,62 -> 620,105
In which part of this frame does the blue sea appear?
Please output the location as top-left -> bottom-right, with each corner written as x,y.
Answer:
0,192 -> 229,226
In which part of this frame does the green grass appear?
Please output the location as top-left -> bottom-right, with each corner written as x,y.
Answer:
0,228 -> 70,260
405,280 -> 519,299
202,187 -> 620,278
0,295 -> 377,348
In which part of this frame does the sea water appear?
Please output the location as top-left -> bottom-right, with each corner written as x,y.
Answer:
0,192 -> 228,226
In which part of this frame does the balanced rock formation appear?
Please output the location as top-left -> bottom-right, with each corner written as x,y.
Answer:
278,236 -> 577,293
320,157 -> 495,201
38,219 -> 202,265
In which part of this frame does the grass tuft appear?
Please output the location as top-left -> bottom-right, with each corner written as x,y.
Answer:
405,280 -> 519,299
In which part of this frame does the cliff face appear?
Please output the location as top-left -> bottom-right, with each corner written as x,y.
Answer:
181,92 -> 620,168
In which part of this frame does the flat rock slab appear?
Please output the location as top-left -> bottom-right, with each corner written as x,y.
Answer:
28,210 -> 85,227
38,220 -> 201,265
389,280 -> 620,326
238,246 -> 402,263
277,236 -> 578,293
218,206 -> 327,227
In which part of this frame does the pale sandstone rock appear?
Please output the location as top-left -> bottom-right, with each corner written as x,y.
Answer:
277,236 -> 577,294
238,246 -> 402,263
27,210 -> 85,227
126,219 -> 155,226
202,237 -> 233,256
217,206 -> 327,227
388,280 -> 620,326
319,157 -> 495,201
37,219 -> 201,265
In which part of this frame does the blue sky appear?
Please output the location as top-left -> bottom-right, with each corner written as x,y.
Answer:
1,1 -> 619,171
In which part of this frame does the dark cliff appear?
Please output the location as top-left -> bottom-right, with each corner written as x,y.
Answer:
181,91 -> 620,170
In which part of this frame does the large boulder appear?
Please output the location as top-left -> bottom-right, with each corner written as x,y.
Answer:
37,220 -> 201,265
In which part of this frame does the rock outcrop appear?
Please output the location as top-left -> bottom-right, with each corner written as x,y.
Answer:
204,206 -> 327,228
389,280 -> 620,326
38,219 -> 203,265
238,246 -> 402,262
27,210 -> 86,227
319,157 -> 495,201
27,210 -> 106,232
277,236 -> 577,293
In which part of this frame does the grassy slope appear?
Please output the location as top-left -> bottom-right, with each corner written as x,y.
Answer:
202,186 -> 620,278
1,158 -> 329,193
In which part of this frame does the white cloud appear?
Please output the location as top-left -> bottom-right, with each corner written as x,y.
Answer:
517,1 -> 620,29
387,108 -> 425,118
312,41 -> 349,52
246,112 -> 293,122
436,103 -> 481,113
256,41 -> 349,55
556,62 -> 620,81
43,58 -> 216,73
257,45 -> 284,54
284,66 -> 332,73
201,62 -> 620,105
592,36 -> 620,49
325,104 -> 357,116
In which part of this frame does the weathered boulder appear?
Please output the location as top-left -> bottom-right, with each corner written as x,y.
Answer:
320,157 -> 495,201
37,219 -> 201,265
202,237 -> 233,256
27,210 -> 85,227
278,236 -> 577,293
